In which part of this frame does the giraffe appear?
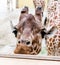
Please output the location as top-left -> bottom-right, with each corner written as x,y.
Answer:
33,0 -> 47,30
13,14 -> 42,55
11,6 -> 45,55
33,0 -> 45,11
45,23 -> 60,56
45,0 -> 60,56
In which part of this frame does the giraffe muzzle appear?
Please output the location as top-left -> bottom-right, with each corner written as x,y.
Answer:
18,40 -> 32,46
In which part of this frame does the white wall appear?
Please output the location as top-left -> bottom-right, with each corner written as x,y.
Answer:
0,0 -> 7,13
0,0 -> 7,19
0,0 -> 16,19
12,0 -> 16,10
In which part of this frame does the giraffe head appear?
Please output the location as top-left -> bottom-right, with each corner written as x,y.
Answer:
14,14 -> 41,54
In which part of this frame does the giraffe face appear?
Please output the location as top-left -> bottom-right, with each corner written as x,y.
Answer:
19,28 -> 34,46
17,14 -> 35,45
14,14 -> 41,54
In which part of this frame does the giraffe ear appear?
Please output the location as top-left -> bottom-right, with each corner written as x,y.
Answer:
44,17 -> 47,26
41,28 -> 47,38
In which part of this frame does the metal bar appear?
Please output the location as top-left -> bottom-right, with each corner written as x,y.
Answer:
0,54 -> 60,61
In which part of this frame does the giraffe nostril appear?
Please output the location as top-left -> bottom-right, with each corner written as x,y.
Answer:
18,41 -> 20,43
26,41 -> 30,45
